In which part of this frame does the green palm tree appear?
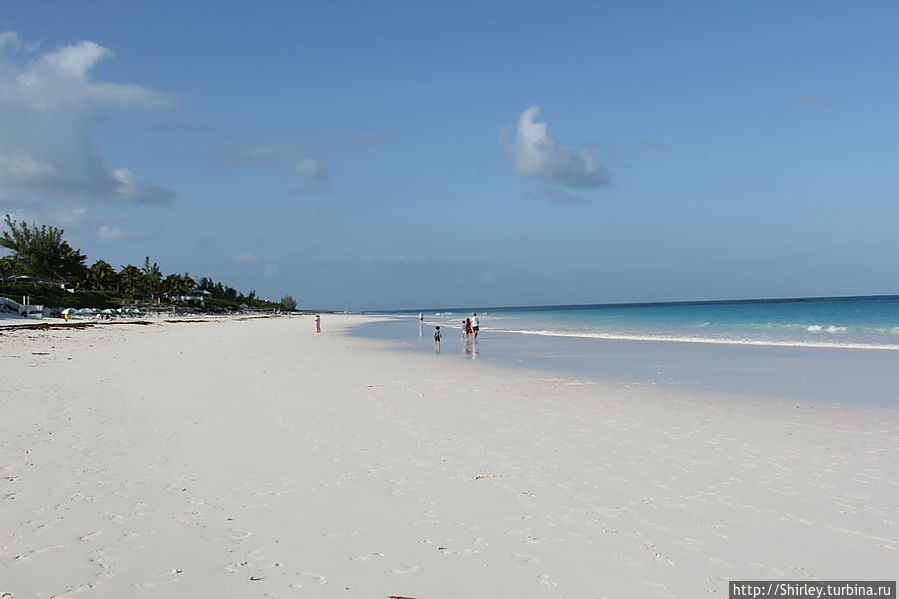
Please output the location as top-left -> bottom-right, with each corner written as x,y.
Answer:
88,259 -> 118,291
162,273 -> 193,298
119,264 -> 143,298
142,257 -> 162,301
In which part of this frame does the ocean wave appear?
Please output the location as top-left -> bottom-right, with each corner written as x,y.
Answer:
735,322 -> 899,335
489,328 -> 899,351
806,325 -> 848,334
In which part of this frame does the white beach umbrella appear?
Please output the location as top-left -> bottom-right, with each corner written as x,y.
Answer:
78,308 -> 94,314
102,308 -> 115,314
62,308 -> 76,314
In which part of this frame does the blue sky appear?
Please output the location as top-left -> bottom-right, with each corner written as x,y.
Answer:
1,1 -> 897,310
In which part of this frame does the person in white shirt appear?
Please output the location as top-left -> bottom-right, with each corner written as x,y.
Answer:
472,312 -> 479,340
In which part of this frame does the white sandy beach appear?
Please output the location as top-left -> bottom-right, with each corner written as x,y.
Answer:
1,315 -> 896,598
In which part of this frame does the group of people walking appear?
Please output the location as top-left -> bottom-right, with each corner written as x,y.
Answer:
463,312 -> 479,341
430,311 -> 480,352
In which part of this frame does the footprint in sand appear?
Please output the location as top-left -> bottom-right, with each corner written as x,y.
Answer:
350,552 -> 384,561
133,579 -> 176,589
387,566 -> 420,575
511,553 -> 543,565
677,537 -> 704,553
103,512 -> 124,525
304,572 -> 329,584
121,530 -> 155,541
15,544 -> 65,561
230,529 -> 253,543
88,549 -> 117,576
708,557 -> 734,568
538,574 -> 558,589
160,568 -> 184,577
79,532 -> 101,542
639,543 -> 675,567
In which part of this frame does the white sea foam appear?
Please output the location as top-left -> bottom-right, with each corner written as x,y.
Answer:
490,328 -> 899,351
806,324 -> 849,334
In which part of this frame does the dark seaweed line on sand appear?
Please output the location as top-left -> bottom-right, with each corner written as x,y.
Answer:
0,321 -> 155,332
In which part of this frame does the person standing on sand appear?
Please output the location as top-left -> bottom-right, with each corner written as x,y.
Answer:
472,312 -> 479,341
315,314 -> 321,333
434,326 -> 442,352
419,312 -> 423,322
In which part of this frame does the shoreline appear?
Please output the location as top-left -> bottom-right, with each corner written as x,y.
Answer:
349,315 -> 899,408
1,315 -> 896,597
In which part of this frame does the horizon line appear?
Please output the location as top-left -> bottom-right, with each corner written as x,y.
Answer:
371,293 -> 899,314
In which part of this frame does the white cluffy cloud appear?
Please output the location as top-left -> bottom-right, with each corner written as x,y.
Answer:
220,144 -> 327,180
507,106 -> 608,189
220,144 -> 328,197
0,32 -> 175,205
235,251 -> 261,264
97,224 -> 158,243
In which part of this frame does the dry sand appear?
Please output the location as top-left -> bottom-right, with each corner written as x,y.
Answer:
1,315 -> 896,598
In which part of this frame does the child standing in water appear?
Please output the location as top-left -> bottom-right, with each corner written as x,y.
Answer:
434,326 -> 442,352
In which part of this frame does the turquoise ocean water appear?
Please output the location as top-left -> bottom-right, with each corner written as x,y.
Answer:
355,296 -> 899,404
392,295 -> 899,350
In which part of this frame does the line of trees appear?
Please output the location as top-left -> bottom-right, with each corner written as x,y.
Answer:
0,215 -> 292,309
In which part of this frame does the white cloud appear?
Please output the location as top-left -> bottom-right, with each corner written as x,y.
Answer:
111,168 -> 174,205
293,157 -> 326,179
97,224 -> 158,243
220,144 -> 328,182
0,202 -> 125,230
0,32 -> 175,205
506,106 -> 608,189
235,251 -> 261,264
97,225 -> 127,242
